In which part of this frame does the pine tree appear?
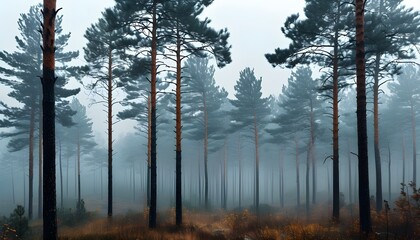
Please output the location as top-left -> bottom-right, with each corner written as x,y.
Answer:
41,0 -> 58,238
388,65 -> 420,184
0,4 -> 79,220
82,6 -> 136,217
182,56 -> 229,209
67,98 -> 96,203
364,0 -> 420,212
267,67 -> 321,215
355,0 -> 371,234
229,68 -> 270,213
265,0 -> 353,222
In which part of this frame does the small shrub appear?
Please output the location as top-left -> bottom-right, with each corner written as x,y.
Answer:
58,199 -> 89,227
4,205 -> 29,238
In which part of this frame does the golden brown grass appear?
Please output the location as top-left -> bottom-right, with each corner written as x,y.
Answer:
25,204 -> 420,240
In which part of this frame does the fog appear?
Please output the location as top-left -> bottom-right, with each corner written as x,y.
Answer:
1,0 -> 420,239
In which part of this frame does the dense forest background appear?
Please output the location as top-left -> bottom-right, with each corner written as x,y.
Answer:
0,0 -> 420,239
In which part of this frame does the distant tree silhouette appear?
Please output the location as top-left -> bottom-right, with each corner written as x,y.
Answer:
229,68 -> 270,213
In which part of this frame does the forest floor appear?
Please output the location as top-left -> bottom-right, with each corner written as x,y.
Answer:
20,203 -> 420,239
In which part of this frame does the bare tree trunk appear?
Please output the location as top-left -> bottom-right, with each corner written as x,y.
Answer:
222,141 -> 227,210
11,161 -> 15,204
107,47 -> 113,218
147,95 -> 151,207
348,141 -> 352,204
410,100 -> 417,183
332,4 -> 340,221
310,99 -> 316,205
38,99 -> 43,219
204,97 -> 209,209
306,141 -> 310,217
387,142 -> 391,201
356,0 -> 372,234
254,115 -> 260,213
198,150 -> 201,206
373,0 -> 385,213
373,53 -> 383,212
42,1 -> 58,238
279,148 -> 284,208
59,139 -> 63,209
28,105 -> 35,220
175,27 -> 182,226
238,135 -> 242,209
149,0 -> 158,228
77,135 -> 81,203
402,133 -> 406,184
295,136 -> 300,210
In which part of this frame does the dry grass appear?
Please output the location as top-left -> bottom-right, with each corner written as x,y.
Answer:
24,204 -> 420,240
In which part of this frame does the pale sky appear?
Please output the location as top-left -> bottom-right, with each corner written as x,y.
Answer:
1,1 -> 419,97
0,0 -> 419,143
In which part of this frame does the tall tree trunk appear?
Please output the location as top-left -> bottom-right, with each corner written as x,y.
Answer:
373,53 -> 382,212
147,95 -> 151,207
28,105 -> 35,220
223,141 -> 227,210
410,100 -> 417,183
295,136 -> 300,210
204,96 -> 209,209
11,161 -> 15,204
66,156 -> 69,198
279,148 -> 284,208
107,47 -> 113,218
402,133 -> 406,184
38,99 -> 43,219
348,141 -> 352,204
373,0 -> 384,214
332,3 -> 340,222
198,151 -> 201,206
387,141 -> 391,201
238,135 -> 242,209
59,139 -> 63,209
42,1 -> 58,238
175,26 -> 182,226
306,141 -> 310,217
253,114 -> 260,213
355,0 -> 372,234
77,134 -> 81,203
310,99 -> 316,204
149,0 -> 158,228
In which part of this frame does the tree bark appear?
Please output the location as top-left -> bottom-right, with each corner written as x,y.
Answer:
332,3 -> 340,222
59,139 -> 63,209
204,96 -> 209,209
107,47 -> 113,218
42,1 -> 58,238
355,0 -> 372,235
147,95 -> 151,207
279,148 -> 284,208
402,133 -> 406,184
387,142 -> 391,201
306,141 -> 310,217
254,114 -> 260,213
310,99 -> 316,205
238,135 -> 242,209
295,136 -> 300,210
348,141 -> 352,204
38,99 -> 43,219
175,26 -> 182,226
28,105 -> 35,220
410,100 -> 417,183
149,0 -> 158,228
373,53 -> 382,212
77,134 -> 81,203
